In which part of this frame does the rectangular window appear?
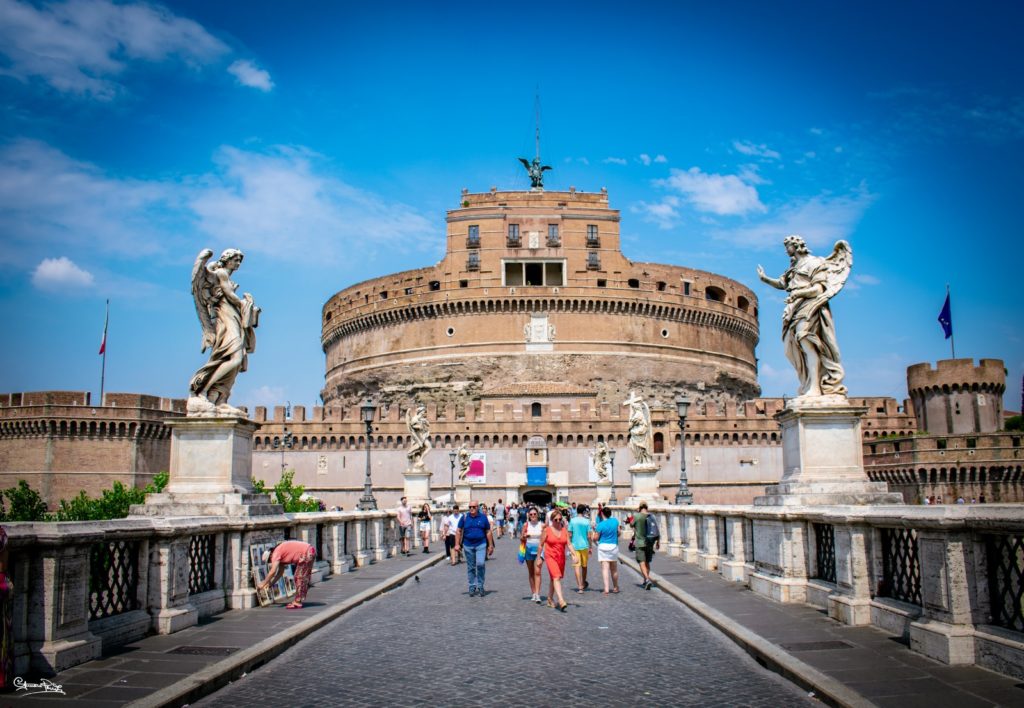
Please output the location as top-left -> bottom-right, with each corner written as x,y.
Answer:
404,287 -> 414,295
1013,437 -> 1021,448
683,281 -> 691,296
467,225 -> 480,248
936,438 -> 947,450
507,224 -> 521,247
459,279 -> 468,288
586,225 -> 599,247
547,224 -> 560,246
467,252 -> 480,271
966,438 -> 977,449
503,260 -> 564,287
587,251 -> 601,270
597,279 -> 607,287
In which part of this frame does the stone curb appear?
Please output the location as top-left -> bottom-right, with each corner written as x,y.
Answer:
618,554 -> 875,708
128,553 -> 447,708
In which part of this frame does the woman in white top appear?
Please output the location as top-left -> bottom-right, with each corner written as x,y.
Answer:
520,507 -> 546,603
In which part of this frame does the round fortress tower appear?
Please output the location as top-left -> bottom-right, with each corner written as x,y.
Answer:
321,188 -> 760,408
906,358 -> 1006,434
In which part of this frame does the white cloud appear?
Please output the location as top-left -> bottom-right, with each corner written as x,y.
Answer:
656,167 -> 766,216
240,384 -> 287,412
0,0 -> 229,99
31,256 -> 94,290
846,273 -> 881,291
733,140 -> 780,160
653,154 -> 667,163
603,157 -> 627,165
638,153 -> 652,166
713,189 -> 874,250
0,138 -> 435,269
631,196 -> 681,230
227,59 -> 273,92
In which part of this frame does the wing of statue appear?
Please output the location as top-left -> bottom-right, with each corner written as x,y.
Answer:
190,249 -> 216,353
541,165 -> 552,172
821,240 -> 853,300
518,157 -> 531,169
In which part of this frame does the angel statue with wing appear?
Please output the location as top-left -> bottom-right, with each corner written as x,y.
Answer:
187,248 -> 260,416
518,156 -> 552,189
623,391 -> 655,467
405,404 -> 432,473
757,235 -> 852,399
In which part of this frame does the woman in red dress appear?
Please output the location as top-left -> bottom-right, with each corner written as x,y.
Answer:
536,510 -> 575,612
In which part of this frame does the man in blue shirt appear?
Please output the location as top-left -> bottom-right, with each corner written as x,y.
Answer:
568,505 -> 592,592
455,501 -> 494,597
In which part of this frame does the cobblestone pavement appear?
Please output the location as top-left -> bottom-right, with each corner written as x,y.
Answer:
198,540 -> 815,707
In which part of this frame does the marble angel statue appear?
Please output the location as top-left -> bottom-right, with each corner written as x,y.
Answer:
188,248 -> 260,416
593,440 -> 610,481
624,391 -> 654,467
405,404 -> 432,473
757,235 -> 852,399
457,446 -> 471,481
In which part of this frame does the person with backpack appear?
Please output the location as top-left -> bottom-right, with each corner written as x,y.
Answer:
630,502 -> 660,590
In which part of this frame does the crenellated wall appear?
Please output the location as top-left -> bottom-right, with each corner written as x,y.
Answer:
907,358 -> 1006,434
0,391 -> 185,506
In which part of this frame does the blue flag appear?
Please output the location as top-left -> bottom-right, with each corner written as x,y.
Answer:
937,293 -> 952,339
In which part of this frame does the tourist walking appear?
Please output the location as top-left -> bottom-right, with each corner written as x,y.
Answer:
455,501 -> 494,596
538,509 -> 571,611
568,505 -> 592,593
494,498 -> 506,538
258,540 -> 317,609
521,506 -> 545,602
396,496 -> 413,555
418,503 -> 433,553
593,507 -> 621,594
442,505 -> 462,565
631,502 -> 659,589
0,527 -> 11,689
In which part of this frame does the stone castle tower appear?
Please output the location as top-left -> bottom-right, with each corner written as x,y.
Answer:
906,358 -> 1006,434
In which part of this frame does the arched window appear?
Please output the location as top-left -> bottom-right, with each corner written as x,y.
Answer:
531,402 -> 542,417
653,432 -> 664,454
736,296 -> 749,311
705,286 -> 726,302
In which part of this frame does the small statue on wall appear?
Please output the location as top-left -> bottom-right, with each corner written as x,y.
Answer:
624,391 -> 654,467
188,248 -> 260,417
457,445 -> 471,481
405,404 -> 432,474
593,440 -> 610,480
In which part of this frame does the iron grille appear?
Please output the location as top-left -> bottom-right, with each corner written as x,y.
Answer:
985,533 -> 1024,632
188,534 -> 216,596
880,527 -> 921,605
812,523 -> 837,583
89,540 -> 140,620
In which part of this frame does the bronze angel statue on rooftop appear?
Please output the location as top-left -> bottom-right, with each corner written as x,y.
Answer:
187,248 -> 260,416
757,236 -> 852,400
518,156 -> 552,189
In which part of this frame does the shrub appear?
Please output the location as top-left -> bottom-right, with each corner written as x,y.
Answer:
0,480 -> 49,521
53,472 -> 170,521
1005,415 -> 1023,432
254,470 -> 320,513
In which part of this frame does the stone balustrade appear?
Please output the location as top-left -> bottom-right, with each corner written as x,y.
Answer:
609,503 -> 1024,680
3,510 -> 399,677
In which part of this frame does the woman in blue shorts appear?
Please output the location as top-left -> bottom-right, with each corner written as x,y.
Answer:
520,507 -> 545,603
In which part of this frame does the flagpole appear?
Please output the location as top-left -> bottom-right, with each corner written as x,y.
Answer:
946,284 -> 955,359
99,300 -> 109,404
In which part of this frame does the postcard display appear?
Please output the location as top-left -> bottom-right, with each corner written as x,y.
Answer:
249,542 -> 297,606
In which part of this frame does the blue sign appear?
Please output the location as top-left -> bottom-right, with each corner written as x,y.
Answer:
526,466 -> 547,486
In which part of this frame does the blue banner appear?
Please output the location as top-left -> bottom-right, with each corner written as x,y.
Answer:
938,292 -> 953,339
526,466 -> 547,487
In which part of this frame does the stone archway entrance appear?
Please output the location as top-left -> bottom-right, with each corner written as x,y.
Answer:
521,487 -> 553,506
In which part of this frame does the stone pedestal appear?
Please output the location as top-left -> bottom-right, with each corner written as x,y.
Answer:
454,483 -> 472,505
593,480 -> 613,505
403,468 -> 432,508
626,463 -> 661,505
132,417 -> 283,517
755,399 -> 901,506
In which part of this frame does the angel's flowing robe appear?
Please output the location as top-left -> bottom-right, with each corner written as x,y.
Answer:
189,277 -> 258,404
780,255 -> 846,396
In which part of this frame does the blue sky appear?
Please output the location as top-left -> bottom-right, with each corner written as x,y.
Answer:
1,0 -> 1021,414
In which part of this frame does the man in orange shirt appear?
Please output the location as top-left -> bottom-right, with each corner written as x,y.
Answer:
258,540 -> 317,609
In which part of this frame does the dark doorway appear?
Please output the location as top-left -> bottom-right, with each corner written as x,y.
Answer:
522,488 -> 552,506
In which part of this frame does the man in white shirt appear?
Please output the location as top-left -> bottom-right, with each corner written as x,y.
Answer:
442,505 -> 463,565
396,497 -> 413,555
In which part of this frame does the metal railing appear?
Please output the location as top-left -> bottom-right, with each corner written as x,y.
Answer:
812,523 -> 836,584
188,534 -> 217,596
986,533 -> 1024,632
880,527 -> 922,605
89,539 -> 141,620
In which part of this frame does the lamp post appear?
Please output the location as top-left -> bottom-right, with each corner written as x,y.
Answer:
272,428 -> 294,476
675,396 -> 693,505
608,449 -> 617,503
448,449 -> 457,508
358,399 -> 378,511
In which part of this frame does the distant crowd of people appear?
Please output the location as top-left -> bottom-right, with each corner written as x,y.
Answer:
922,494 -> 986,504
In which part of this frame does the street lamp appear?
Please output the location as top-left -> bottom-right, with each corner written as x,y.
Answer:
448,448 -> 457,508
358,399 -> 378,511
608,448 -> 617,503
675,396 -> 693,505
272,428 -> 294,476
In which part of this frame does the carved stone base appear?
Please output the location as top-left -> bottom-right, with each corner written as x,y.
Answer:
593,480 -> 612,505
455,483 -> 472,504
627,463 -> 661,504
403,470 -> 432,509
755,481 -> 903,507
132,492 -> 283,517
31,635 -> 102,676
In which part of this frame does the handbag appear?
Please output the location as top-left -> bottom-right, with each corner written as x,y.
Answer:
517,541 -> 526,564
628,539 -> 636,552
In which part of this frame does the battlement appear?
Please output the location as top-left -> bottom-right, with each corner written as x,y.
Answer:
0,391 -> 185,418
907,359 -> 1006,393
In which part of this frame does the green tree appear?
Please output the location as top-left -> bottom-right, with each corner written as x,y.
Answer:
1005,415 -> 1023,432
0,480 -> 49,521
257,469 -> 321,513
53,472 -> 170,521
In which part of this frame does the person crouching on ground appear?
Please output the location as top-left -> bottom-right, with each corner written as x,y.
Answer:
258,540 -> 317,609
539,509 -> 572,611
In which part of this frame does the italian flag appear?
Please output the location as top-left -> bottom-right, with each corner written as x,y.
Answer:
98,300 -> 109,355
